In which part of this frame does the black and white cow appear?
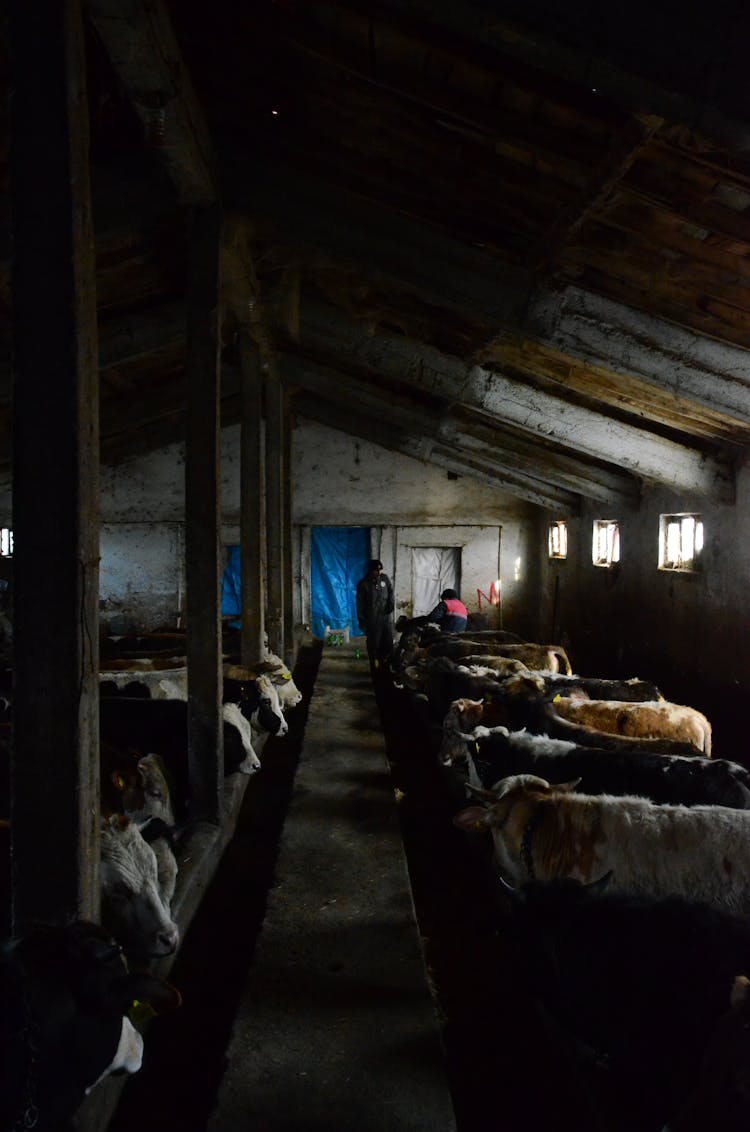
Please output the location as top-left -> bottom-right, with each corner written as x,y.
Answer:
0,919 -> 180,1132
458,726 -> 750,809
500,876 -> 750,1128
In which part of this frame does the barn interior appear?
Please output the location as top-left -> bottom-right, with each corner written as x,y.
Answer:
4,1 -> 750,1130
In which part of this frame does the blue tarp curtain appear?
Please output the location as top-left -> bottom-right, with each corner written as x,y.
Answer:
311,527 -> 370,640
221,545 -> 242,628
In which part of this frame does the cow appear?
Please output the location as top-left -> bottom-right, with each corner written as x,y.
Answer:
402,660 -> 535,724
440,693 -> 699,764
99,696 -> 272,815
391,615 -> 440,671
440,697 -> 517,764
453,774 -> 750,912
399,629 -> 526,668
541,673 -> 665,703
498,875 -> 750,1129
425,639 -> 573,673
663,975 -> 750,1132
224,660 -> 299,717
100,814 -> 180,964
259,653 -> 303,710
222,672 -> 288,737
100,669 -> 286,777
101,659 -> 289,736
464,726 -> 750,810
548,695 -> 712,756
0,919 -> 181,1132
101,750 -> 176,827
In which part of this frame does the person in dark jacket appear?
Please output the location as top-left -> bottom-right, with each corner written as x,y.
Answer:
428,588 -> 468,632
356,559 -> 395,669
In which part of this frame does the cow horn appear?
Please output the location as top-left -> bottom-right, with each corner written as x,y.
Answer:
585,870 -> 613,893
464,783 -> 497,802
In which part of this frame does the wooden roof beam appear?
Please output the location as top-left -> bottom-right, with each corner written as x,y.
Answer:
296,299 -> 735,502
281,352 -> 638,508
85,0 -> 217,203
526,286 -> 750,428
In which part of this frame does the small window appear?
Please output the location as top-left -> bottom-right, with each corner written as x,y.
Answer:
0,529 -> 13,558
659,513 -> 703,572
548,520 -> 568,559
592,519 -> 620,567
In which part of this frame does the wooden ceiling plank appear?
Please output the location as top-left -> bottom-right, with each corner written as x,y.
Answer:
329,0 -> 750,157
85,0 -> 217,203
529,113 -> 663,272
526,286 -> 750,432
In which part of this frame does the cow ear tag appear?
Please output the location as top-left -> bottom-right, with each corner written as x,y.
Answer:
553,693 -> 561,702
130,999 -> 158,1023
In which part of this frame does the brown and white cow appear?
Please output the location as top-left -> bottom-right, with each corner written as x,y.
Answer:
424,638 -> 573,674
548,695 -> 712,756
453,774 -> 750,913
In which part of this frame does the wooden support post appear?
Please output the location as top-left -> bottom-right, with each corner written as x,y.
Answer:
239,331 -> 265,666
264,368 -> 285,658
282,391 -> 295,667
185,205 -> 223,824
9,0 -> 100,931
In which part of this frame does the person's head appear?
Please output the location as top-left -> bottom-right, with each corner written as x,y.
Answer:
368,559 -> 383,576
440,588 -> 458,601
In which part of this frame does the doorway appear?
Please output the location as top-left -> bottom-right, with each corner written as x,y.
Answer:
310,527 -> 371,639
411,547 -> 461,616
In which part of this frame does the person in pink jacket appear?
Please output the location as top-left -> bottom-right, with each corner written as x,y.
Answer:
428,588 -> 468,632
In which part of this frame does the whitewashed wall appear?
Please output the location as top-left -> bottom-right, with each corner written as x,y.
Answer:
293,419 -> 540,636
100,522 -> 183,633
95,417 -> 541,637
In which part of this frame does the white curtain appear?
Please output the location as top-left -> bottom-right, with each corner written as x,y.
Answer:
411,547 -> 460,616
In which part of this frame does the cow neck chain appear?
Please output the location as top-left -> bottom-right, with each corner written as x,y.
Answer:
520,808 -> 545,881
8,962 -> 40,1131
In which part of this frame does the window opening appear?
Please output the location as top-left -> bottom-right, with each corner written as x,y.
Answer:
0,529 -> 13,558
592,520 -> 620,567
659,513 -> 703,572
548,521 -> 568,559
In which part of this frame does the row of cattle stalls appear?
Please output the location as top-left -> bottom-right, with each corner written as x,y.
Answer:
1,620 -> 305,1132
390,621 -> 750,1131
3,11 -> 300,1132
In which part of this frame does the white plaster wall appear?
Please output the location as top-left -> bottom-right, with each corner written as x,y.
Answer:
293,418 -> 535,527
99,427 -> 244,522
100,522 -> 184,633
294,418 -> 541,637
90,415 -> 541,638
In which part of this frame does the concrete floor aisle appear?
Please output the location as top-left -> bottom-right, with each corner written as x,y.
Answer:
208,642 -> 457,1131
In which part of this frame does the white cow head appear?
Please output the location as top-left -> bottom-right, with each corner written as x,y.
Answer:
100,815 -> 179,961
